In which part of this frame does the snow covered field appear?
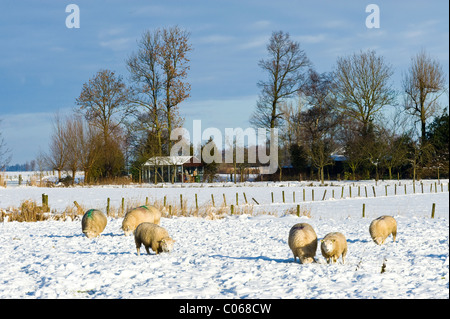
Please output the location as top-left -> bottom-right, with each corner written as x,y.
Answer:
0,179 -> 448,299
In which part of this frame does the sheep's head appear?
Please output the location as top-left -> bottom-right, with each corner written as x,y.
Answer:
122,225 -> 133,236
299,256 -> 315,264
321,239 -> 335,254
160,237 -> 175,253
83,230 -> 97,239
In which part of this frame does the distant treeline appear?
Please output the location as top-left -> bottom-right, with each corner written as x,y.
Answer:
5,161 -> 47,172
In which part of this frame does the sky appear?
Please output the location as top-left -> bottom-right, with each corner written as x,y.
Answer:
0,0 -> 448,164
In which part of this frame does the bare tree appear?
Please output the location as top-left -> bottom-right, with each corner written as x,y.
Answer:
127,29 -> 164,155
402,50 -> 447,145
45,113 -> 68,181
250,31 -> 310,130
76,69 -> 132,144
160,26 -> 192,150
334,50 -> 396,134
76,69 -> 131,179
0,119 -> 12,171
63,115 -> 83,183
127,27 -> 191,156
78,122 -> 102,184
295,70 -> 341,184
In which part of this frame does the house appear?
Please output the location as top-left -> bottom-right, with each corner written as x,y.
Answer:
142,156 -> 203,183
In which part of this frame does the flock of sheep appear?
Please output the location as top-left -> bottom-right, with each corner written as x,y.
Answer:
81,204 -> 398,264
81,205 -> 174,256
288,215 -> 397,264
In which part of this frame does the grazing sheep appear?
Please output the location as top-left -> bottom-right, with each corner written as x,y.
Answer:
369,215 -> 397,245
81,209 -> 107,238
320,232 -> 348,264
134,222 -> 175,255
122,205 -> 161,236
288,223 -> 318,264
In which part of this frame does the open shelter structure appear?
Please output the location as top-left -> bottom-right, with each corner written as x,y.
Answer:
142,156 -> 203,183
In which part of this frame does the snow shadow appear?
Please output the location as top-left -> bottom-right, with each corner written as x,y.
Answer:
211,254 -> 291,264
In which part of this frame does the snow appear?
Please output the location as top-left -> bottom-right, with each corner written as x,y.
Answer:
0,178 -> 448,299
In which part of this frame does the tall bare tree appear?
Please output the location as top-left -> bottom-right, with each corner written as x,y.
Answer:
127,27 -> 191,156
0,120 -> 11,171
63,115 -> 83,183
127,29 -> 164,155
333,50 -> 396,134
250,31 -> 310,130
161,26 -> 192,150
76,69 -> 131,179
45,113 -> 68,180
294,70 -> 341,183
402,50 -> 447,145
76,69 -> 132,144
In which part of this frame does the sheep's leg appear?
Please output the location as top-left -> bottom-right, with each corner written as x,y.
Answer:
151,243 -> 159,254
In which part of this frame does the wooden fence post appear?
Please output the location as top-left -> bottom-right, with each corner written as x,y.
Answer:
42,194 -> 49,212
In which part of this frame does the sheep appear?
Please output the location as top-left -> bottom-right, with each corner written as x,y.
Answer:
134,222 -> 175,255
121,205 -> 161,236
81,209 -> 107,238
369,215 -> 397,245
320,232 -> 348,264
288,223 -> 318,264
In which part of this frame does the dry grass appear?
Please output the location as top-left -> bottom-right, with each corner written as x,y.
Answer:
0,173 -> 6,188
283,205 -> 312,218
1,197 -> 313,223
1,200 -> 49,222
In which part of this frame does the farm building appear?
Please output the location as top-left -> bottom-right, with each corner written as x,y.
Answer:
142,156 -> 203,183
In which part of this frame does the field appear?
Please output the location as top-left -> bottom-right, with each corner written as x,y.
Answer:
0,176 -> 448,299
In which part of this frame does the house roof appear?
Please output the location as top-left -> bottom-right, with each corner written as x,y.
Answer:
143,156 -> 202,166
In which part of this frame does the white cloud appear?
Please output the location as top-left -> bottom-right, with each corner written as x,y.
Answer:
237,35 -> 269,51
294,34 -> 327,44
99,37 -> 135,52
195,35 -> 235,45
249,20 -> 272,30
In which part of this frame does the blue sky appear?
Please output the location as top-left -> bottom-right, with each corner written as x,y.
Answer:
0,0 -> 448,164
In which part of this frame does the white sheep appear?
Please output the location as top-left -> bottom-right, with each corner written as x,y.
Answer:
369,215 -> 397,245
122,205 -> 161,236
320,232 -> 347,264
81,209 -> 107,238
134,222 -> 175,255
288,223 -> 318,264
